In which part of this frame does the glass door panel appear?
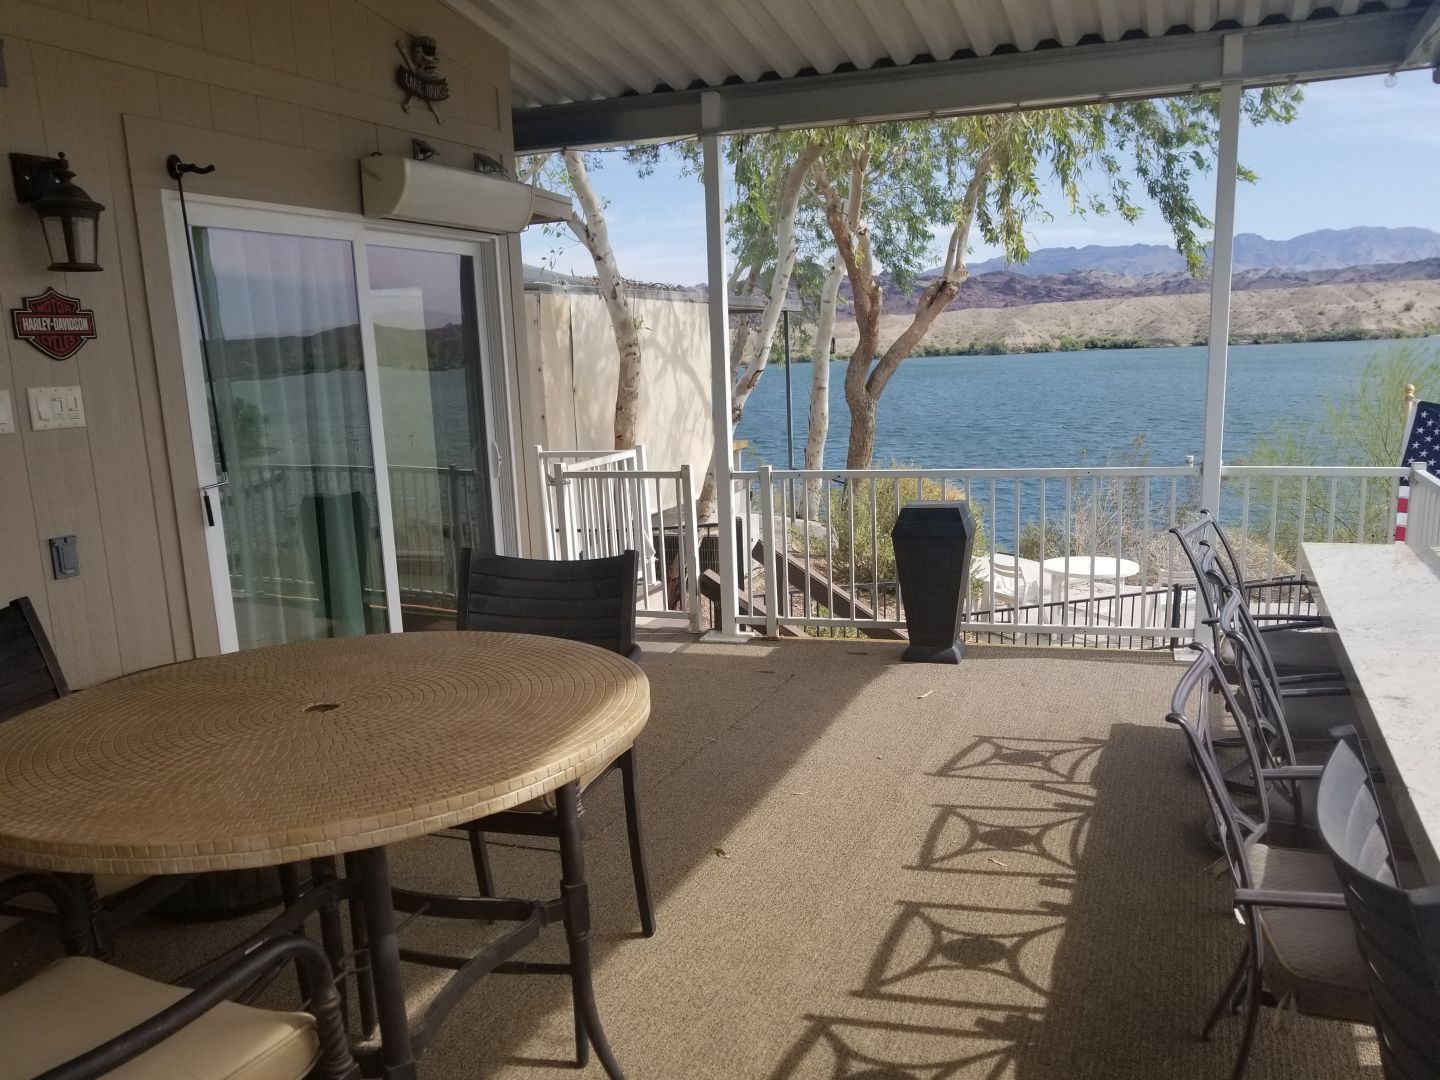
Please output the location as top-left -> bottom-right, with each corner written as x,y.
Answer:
367,244 -> 495,630
193,226 -> 390,648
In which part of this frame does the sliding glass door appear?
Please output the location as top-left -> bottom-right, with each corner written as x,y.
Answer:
368,243 -> 495,631
172,201 -> 510,651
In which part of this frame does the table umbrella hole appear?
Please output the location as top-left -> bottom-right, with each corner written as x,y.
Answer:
304,702 -> 340,713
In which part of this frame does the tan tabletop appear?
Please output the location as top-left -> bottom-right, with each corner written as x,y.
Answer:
0,632 -> 648,876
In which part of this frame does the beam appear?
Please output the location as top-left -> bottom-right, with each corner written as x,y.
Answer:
514,7 -> 1426,152
700,101 -> 746,643
1403,1 -> 1440,67
1198,34 -> 1243,636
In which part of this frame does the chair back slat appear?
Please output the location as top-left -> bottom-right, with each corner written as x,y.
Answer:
0,597 -> 69,723
456,550 -> 640,660
1317,741 -> 1440,1080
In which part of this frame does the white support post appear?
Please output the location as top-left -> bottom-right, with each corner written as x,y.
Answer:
1196,35 -> 1243,638
700,97 -> 749,642
1200,34 -> 1243,521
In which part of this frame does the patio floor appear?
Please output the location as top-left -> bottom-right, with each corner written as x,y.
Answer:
1,638 -> 1380,1079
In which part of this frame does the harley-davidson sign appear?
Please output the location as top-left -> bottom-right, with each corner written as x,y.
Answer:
10,288 -> 96,361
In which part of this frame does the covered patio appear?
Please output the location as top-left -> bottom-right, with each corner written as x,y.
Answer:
0,640 -> 1380,1078
0,1 -> 1436,1077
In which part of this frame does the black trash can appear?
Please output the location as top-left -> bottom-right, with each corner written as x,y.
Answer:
891,501 -> 977,664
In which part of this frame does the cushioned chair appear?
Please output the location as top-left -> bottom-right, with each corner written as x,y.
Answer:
0,874 -> 357,1080
1317,741 -> 1440,1080
1166,645 -> 1371,1080
0,597 -> 187,954
453,550 -> 655,937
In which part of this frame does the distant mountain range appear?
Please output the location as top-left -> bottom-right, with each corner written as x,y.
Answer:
952,226 -> 1440,277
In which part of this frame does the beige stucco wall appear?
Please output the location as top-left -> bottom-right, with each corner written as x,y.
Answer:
521,289 -> 713,537
0,0 -> 520,687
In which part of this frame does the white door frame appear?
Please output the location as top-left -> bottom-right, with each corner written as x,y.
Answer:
162,192 -> 515,651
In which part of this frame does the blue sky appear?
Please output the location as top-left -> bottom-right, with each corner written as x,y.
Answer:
521,70 -> 1440,285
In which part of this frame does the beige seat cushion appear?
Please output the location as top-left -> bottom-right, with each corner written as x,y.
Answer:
498,737 -> 630,815
0,865 -> 147,914
0,956 -> 320,1080
1249,842 -> 1371,1023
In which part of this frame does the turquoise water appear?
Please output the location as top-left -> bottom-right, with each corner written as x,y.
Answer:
735,338 -> 1440,470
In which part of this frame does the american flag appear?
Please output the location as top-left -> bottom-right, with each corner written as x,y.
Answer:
1395,399 -> 1440,542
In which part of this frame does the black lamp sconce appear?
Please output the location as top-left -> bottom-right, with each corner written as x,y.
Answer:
9,152 -> 105,272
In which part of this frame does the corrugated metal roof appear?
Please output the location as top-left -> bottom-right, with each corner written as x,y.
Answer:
453,0 -> 1416,110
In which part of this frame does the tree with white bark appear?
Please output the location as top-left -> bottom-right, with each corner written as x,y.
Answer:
808,92 -> 1300,468
521,149 -> 650,451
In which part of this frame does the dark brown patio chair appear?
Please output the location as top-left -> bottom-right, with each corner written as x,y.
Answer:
1166,644 -> 1371,1080
0,596 -> 187,954
1316,741 -> 1440,1080
0,595 -> 69,721
453,550 -> 655,937
0,873 -> 357,1080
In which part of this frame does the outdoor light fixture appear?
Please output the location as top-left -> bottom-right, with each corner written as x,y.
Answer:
9,152 -> 105,272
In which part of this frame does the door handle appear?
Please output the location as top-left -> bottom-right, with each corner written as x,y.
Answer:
200,478 -> 228,527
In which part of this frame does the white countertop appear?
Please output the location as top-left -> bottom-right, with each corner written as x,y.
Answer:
1301,542 -> 1440,879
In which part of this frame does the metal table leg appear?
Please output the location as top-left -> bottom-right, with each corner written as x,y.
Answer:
556,782 -> 625,1080
354,846 -> 418,1080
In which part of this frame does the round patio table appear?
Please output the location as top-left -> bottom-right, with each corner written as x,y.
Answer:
0,631 -> 649,1079
1041,555 -> 1141,583
1040,556 -> 1143,616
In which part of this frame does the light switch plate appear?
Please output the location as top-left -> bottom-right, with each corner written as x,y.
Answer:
0,390 -> 13,435
27,386 -> 85,431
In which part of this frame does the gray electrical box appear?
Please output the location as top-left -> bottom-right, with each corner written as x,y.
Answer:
49,535 -> 78,579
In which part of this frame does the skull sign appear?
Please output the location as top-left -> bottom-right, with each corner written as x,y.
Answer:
395,34 -> 449,123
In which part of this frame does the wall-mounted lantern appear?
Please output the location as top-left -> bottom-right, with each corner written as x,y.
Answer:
9,152 -> 105,272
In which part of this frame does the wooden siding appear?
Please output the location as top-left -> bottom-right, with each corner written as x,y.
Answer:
0,0 -> 516,686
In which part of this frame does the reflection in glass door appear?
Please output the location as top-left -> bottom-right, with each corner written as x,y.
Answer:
367,244 -> 495,630
191,226 -> 396,649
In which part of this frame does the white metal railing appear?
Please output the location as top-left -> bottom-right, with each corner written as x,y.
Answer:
1404,462 -> 1440,551
730,463 -> 1405,648
539,446 -> 703,630
535,451 -> 1410,648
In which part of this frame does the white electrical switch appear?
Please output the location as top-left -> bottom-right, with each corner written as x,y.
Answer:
27,386 -> 85,431
0,390 -> 13,435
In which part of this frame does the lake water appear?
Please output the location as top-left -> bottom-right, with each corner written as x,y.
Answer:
734,338 -> 1440,470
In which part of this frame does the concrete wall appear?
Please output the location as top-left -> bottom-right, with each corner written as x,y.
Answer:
521,289 -> 713,534
0,0 -> 519,687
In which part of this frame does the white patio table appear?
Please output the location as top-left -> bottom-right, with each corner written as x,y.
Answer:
1041,556 -> 1141,604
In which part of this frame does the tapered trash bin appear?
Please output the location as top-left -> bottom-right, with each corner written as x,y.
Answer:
891,501 -> 977,663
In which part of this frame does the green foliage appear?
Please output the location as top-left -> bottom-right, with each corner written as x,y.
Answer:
806,471 -> 987,592
1235,341 -> 1440,559
1244,342 -> 1440,469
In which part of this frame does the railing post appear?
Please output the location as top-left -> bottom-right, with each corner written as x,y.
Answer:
549,462 -> 573,560
631,445 -> 658,591
446,464 -> 463,591
1404,461 -> 1426,548
758,465 -> 779,638
680,465 -> 703,633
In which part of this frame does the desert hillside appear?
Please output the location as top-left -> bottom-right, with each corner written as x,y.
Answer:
831,278 -> 1440,356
